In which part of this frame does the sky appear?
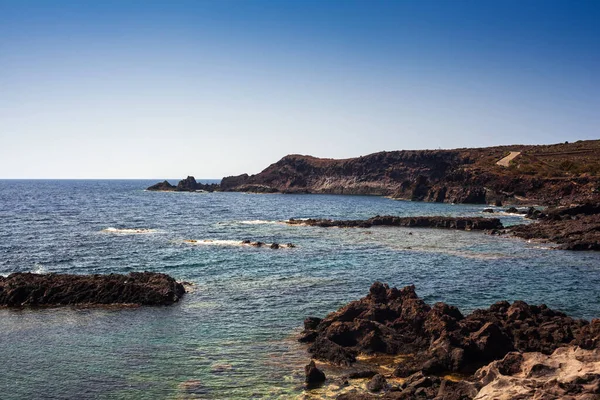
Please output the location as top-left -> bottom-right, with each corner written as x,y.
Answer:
0,0 -> 598,178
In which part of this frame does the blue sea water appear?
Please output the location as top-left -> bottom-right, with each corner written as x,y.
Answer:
0,180 -> 599,399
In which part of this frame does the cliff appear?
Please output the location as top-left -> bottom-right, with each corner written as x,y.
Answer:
221,140 -> 600,205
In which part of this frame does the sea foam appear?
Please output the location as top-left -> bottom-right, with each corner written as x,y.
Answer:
101,227 -> 159,235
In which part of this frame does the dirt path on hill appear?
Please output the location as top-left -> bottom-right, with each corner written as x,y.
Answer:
496,151 -> 521,167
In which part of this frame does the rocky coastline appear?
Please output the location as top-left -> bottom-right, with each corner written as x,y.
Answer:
220,140 -> 600,206
300,283 -> 600,399
504,203 -> 600,251
149,141 -> 600,206
287,216 -> 503,231
0,272 -> 185,307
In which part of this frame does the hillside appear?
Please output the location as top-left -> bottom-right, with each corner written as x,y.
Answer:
220,140 -> 600,205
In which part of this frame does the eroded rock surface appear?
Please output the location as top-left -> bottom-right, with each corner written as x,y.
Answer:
301,282 -> 597,376
474,347 -> 600,399
301,283 -> 600,399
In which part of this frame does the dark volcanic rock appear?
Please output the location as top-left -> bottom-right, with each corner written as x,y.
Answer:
288,216 -> 503,231
0,272 -> 185,306
147,176 -> 220,192
177,176 -> 198,191
366,374 -> 388,392
147,180 -> 175,191
508,203 -> 600,251
305,360 -> 326,385
300,283 -> 597,376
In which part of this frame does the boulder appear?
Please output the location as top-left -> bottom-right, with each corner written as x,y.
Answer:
304,360 -> 326,385
366,374 -> 388,392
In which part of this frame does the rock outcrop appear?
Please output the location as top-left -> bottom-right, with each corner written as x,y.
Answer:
305,360 -> 326,385
221,140 -> 600,206
301,283 -> 600,399
301,283 -> 596,372
507,202 -> 600,250
147,176 -> 220,192
287,216 -> 503,231
0,272 -> 185,306
147,180 -> 176,191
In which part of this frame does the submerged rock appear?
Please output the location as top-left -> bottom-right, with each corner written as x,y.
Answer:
0,272 -> 185,306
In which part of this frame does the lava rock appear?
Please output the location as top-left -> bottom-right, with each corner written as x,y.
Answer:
0,272 -> 185,306
304,360 -> 326,385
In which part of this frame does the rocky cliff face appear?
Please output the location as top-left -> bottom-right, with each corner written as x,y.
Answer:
221,140 -> 600,205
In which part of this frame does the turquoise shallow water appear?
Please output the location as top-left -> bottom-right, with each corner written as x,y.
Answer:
1,180 -> 599,399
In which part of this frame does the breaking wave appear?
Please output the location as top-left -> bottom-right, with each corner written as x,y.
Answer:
182,239 -> 295,248
101,227 -> 159,235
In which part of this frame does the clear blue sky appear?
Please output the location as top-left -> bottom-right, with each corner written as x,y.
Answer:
1,0 -> 598,178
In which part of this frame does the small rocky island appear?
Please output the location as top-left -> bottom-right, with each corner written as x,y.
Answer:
147,176 -> 220,192
0,272 -> 185,306
300,283 -> 600,399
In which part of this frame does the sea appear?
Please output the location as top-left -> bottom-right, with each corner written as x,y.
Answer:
0,180 -> 599,399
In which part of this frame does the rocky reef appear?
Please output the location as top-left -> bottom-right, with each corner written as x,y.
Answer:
287,216 -> 502,231
506,203 -> 600,250
0,272 -> 185,306
147,176 -> 220,192
221,140 -> 600,206
300,283 -> 600,399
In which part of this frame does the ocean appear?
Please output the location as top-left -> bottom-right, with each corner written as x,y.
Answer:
0,180 -> 599,399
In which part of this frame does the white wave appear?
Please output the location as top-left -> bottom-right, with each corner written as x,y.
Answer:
101,227 -> 159,235
182,239 -> 295,248
184,239 -> 245,246
32,263 -> 48,274
239,220 -> 281,225
496,210 -> 527,217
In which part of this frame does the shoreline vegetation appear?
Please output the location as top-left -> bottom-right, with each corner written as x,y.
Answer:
300,282 -> 600,399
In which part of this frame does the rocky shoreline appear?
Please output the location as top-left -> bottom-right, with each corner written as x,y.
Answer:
300,283 -> 600,399
287,216 -> 503,231
504,203 -> 600,251
0,272 -> 185,307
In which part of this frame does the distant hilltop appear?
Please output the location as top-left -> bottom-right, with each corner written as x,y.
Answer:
148,140 -> 600,206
